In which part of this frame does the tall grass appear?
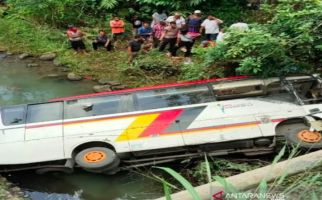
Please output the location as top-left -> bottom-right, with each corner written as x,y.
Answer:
156,146 -> 322,200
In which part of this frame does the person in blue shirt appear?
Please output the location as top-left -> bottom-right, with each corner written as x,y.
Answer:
138,22 -> 153,40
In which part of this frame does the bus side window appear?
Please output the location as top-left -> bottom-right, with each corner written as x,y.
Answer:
64,94 -> 134,119
26,102 -> 63,123
136,85 -> 214,110
1,106 -> 26,126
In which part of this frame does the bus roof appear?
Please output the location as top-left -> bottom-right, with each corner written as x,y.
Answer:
50,76 -> 249,102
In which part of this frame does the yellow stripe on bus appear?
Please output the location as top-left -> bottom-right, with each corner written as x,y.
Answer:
116,114 -> 160,141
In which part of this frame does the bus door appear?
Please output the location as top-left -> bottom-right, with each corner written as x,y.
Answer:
24,102 -> 64,162
0,105 -> 26,164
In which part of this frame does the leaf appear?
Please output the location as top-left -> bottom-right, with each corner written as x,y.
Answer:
163,181 -> 173,200
272,145 -> 286,165
314,45 -> 322,50
258,180 -> 268,200
311,191 -> 319,200
155,167 -> 202,200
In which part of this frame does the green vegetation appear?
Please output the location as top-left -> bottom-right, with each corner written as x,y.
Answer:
0,177 -> 24,200
0,0 -> 257,87
1,0 -> 320,85
155,147 -> 322,200
204,0 -> 322,77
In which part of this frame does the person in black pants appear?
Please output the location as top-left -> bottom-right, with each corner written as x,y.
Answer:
171,28 -> 195,64
92,30 -> 113,51
159,21 -> 179,54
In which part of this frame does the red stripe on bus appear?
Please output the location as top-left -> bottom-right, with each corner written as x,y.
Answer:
50,76 -> 249,102
26,122 -> 63,129
271,119 -> 286,123
139,109 -> 184,138
163,121 -> 263,136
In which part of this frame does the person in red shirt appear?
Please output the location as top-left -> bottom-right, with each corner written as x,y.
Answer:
66,25 -> 86,54
109,16 -> 125,40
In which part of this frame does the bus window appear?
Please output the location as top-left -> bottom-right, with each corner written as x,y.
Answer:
213,79 -> 264,100
136,85 -> 214,110
1,106 -> 26,126
26,102 -> 63,123
64,94 -> 133,119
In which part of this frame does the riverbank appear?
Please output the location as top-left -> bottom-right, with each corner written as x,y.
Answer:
0,176 -> 26,200
0,14 -> 182,89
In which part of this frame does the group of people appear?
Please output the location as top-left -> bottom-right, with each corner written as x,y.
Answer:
66,10 -> 248,64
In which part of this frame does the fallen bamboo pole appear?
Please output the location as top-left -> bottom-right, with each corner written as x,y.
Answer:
155,149 -> 322,200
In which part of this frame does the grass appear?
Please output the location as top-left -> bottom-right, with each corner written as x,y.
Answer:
153,147 -> 322,200
0,14 -> 182,88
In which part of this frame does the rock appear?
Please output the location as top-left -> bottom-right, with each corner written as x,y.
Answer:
97,78 -> 110,85
67,73 -> 82,81
6,52 -> 13,56
93,85 -> 112,93
26,63 -> 39,68
107,81 -> 122,86
0,48 -> 6,52
47,74 -> 60,78
53,58 -> 64,67
18,53 -> 31,59
10,187 -> 21,193
61,67 -> 71,72
39,52 -> 56,61
0,53 -> 7,59
111,84 -> 126,90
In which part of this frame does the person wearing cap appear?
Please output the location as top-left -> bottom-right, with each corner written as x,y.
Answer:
187,10 -> 203,33
166,12 -> 185,28
66,25 -> 86,53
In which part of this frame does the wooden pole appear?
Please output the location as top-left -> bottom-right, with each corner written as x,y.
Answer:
155,150 -> 322,200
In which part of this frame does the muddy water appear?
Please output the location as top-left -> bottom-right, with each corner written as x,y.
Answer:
0,54 -> 163,200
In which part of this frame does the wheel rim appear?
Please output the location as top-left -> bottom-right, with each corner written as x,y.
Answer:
83,151 -> 107,163
297,130 -> 322,143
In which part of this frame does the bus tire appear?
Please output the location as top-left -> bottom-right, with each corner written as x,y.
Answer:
283,123 -> 322,149
84,157 -> 120,174
74,147 -> 119,170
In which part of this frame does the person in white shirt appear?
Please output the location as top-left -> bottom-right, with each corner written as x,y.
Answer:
166,12 -> 186,29
151,10 -> 167,27
200,15 -> 223,41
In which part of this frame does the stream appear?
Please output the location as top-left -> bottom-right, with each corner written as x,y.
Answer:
0,53 -> 163,200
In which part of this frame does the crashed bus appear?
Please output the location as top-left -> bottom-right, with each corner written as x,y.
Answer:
1,75 -> 322,174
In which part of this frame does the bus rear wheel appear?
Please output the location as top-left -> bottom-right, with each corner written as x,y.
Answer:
283,123 -> 322,149
74,147 -> 120,173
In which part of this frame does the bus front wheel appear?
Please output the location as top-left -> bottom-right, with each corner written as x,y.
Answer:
74,147 -> 120,172
283,123 -> 322,149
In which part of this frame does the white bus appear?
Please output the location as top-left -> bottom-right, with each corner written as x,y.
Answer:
1,75 -> 322,174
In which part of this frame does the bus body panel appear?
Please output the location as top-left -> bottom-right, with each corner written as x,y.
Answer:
2,75 -> 322,167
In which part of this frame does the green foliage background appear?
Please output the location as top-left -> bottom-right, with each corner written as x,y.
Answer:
1,0 -> 322,81
204,0 -> 322,77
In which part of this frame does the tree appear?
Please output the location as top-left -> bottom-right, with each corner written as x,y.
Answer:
204,0 -> 322,77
